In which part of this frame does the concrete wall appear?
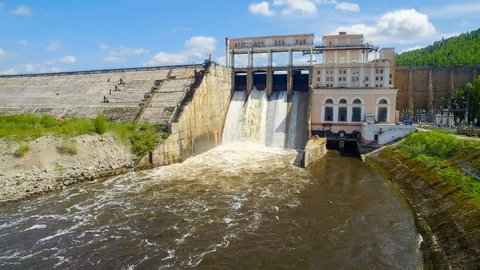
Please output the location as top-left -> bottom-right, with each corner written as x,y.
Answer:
0,65 -> 202,123
361,122 -> 415,145
137,65 -> 232,167
304,137 -> 327,167
395,66 -> 479,111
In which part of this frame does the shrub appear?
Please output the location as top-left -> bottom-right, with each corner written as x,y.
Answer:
14,143 -> 30,158
57,138 -> 78,155
93,114 -> 108,134
129,126 -> 160,155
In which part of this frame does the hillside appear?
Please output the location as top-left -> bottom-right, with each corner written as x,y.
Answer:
396,28 -> 480,67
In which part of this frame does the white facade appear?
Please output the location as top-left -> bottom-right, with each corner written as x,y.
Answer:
361,123 -> 415,145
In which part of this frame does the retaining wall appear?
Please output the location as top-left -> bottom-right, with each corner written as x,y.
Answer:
395,66 -> 479,111
136,65 -> 232,167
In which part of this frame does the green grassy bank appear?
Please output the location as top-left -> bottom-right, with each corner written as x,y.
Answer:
395,130 -> 480,204
0,114 -> 169,156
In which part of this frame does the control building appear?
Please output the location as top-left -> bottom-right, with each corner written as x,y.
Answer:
310,32 -> 398,138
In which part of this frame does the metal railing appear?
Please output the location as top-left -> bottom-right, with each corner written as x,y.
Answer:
0,63 -> 207,78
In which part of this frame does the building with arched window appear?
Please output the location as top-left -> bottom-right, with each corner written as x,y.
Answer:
311,32 -> 398,136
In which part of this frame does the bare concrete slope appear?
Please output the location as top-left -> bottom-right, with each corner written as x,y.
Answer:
0,65 -> 203,124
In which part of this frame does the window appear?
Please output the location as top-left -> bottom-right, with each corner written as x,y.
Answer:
353,98 -> 362,104
324,107 -> 333,121
325,98 -> 334,104
378,99 -> 388,104
317,77 -> 320,82
365,76 -> 369,81
338,107 -> 347,122
352,107 -> 362,122
339,98 -> 347,104
380,69 -> 384,74
377,107 -> 388,122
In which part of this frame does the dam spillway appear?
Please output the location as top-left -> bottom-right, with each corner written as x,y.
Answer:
222,88 -> 308,150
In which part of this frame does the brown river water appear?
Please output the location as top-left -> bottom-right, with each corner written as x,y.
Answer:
0,144 -> 421,269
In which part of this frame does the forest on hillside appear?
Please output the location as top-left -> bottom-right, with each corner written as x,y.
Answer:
396,28 -> 480,67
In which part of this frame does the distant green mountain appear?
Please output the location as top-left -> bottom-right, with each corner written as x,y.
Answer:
395,28 -> 480,67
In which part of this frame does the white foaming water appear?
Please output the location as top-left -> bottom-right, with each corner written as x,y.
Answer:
223,89 -> 293,148
242,88 -> 268,144
222,91 -> 247,144
265,91 -> 288,148
287,91 -> 308,149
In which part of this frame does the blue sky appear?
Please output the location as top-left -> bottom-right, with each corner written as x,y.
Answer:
0,0 -> 479,74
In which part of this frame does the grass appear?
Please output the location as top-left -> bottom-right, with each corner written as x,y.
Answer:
57,138 -> 78,155
398,130 -> 480,159
14,143 -> 30,158
0,114 -> 170,156
396,130 -> 480,203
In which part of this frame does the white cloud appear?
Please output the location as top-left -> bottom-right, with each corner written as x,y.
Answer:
0,48 -> 6,58
147,52 -> 189,66
104,46 -> 149,62
335,2 -> 359,12
333,9 -> 436,44
59,56 -> 77,64
185,36 -> 217,58
98,43 -> 109,50
0,68 -> 17,75
401,45 -> 423,53
24,63 -> 60,74
19,40 -> 28,46
46,40 -> 62,51
147,36 -> 217,66
12,5 -> 31,16
249,0 -> 360,17
249,2 -> 275,16
273,0 -> 317,16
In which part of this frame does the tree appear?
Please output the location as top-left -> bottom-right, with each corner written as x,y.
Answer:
453,76 -> 480,125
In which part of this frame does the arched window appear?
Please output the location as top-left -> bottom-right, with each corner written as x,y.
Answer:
377,98 -> 389,122
338,98 -> 347,122
352,99 -> 362,122
325,98 -> 334,104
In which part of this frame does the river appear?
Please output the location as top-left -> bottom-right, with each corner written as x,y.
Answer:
0,144 -> 421,269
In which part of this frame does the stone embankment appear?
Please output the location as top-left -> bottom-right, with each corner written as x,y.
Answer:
0,133 -> 135,204
366,149 -> 480,270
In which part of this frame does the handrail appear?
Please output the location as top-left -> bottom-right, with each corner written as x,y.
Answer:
0,63 -> 206,78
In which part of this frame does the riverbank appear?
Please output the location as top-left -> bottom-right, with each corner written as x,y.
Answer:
365,131 -> 480,269
0,133 -> 136,204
